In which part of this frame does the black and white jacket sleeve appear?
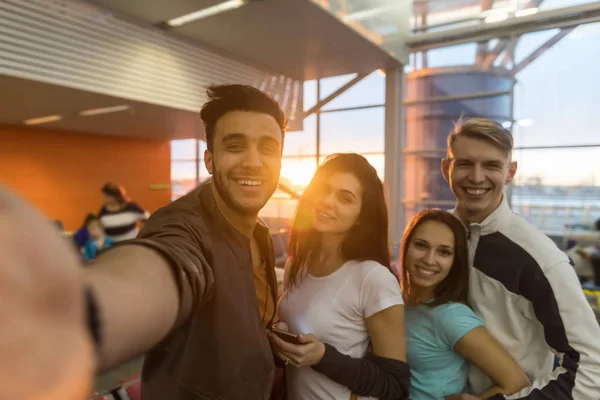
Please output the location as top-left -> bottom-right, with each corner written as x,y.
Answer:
490,259 -> 600,400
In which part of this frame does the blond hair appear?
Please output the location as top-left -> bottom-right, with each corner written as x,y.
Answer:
447,118 -> 513,157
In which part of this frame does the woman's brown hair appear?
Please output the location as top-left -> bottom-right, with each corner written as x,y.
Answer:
400,209 -> 469,306
286,153 -> 391,289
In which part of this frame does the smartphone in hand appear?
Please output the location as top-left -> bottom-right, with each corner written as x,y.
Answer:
270,326 -> 303,345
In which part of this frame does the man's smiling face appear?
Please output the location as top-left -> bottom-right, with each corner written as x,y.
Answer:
443,135 -> 517,223
205,110 -> 283,216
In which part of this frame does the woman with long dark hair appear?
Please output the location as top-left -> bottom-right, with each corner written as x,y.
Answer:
267,153 -> 410,400
400,209 -> 529,399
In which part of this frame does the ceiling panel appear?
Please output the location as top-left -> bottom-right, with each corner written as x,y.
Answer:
0,75 -> 202,141
86,0 -> 401,80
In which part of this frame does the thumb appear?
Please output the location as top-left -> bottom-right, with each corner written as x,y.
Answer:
273,321 -> 290,331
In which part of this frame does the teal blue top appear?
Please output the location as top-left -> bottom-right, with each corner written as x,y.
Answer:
405,302 -> 483,400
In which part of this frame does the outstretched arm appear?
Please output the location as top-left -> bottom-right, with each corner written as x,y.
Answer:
89,210 -> 215,370
85,244 -> 179,370
0,186 -> 213,400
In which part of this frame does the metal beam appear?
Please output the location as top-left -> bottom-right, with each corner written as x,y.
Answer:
526,0 -> 544,8
277,182 -> 301,200
514,143 -> 600,150
411,0 -> 546,34
412,15 -> 481,33
404,90 -> 512,106
384,66 -> 405,251
482,38 -> 511,69
318,104 -> 384,114
316,80 -> 321,167
416,1 -> 429,68
402,2 -> 600,52
481,0 -> 545,65
501,38 -> 517,68
475,0 -> 494,64
512,27 -> 575,75
304,73 -> 369,117
507,71 -> 516,208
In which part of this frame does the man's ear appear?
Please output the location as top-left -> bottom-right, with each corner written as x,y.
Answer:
204,150 -> 213,175
506,161 -> 517,184
441,158 -> 450,183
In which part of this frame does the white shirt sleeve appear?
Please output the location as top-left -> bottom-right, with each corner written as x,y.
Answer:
359,263 -> 404,319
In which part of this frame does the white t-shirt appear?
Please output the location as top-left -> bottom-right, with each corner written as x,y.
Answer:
278,259 -> 404,400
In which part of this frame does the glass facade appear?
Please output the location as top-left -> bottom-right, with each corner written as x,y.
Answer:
262,70 -> 387,223
511,22 -> 600,236
171,3 -> 600,240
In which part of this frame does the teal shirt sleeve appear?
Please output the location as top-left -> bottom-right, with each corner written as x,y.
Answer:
83,240 -> 95,260
437,303 -> 484,349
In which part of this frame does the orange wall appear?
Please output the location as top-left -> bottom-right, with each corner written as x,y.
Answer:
0,125 -> 171,231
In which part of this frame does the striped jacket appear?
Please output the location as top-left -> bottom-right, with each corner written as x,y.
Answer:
454,197 -> 600,399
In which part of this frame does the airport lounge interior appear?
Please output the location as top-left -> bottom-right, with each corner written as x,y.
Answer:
1,0 -> 600,399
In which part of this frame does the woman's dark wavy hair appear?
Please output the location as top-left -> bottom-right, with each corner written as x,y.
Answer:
286,153 -> 391,289
400,209 -> 469,307
101,183 -> 128,204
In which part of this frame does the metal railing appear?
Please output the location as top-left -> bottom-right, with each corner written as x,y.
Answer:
512,203 -> 600,234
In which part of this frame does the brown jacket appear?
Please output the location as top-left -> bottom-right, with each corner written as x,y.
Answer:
129,182 -> 279,399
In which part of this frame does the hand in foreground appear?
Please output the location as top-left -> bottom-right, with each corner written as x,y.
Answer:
446,394 -> 480,400
266,324 -> 325,368
0,186 -> 94,399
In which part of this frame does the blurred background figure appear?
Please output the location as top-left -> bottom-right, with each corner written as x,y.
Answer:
567,218 -> 600,284
83,214 -> 113,261
99,183 -> 149,243
54,220 -> 65,232
73,213 -> 97,251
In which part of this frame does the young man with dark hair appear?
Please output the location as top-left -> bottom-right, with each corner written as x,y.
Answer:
0,84 -> 288,400
442,118 -> 600,400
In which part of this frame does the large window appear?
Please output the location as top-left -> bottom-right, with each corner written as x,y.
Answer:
168,8 -> 600,244
402,18 -> 600,237
170,139 -> 210,201
171,139 -> 199,201
511,23 -> 600,235
260,70 -> 387,223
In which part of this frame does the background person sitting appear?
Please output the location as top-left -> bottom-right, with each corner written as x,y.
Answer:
99,183 -> 149,242
72,213 -> 96,251
83,214 -> 112,261
566,218 -> 600,284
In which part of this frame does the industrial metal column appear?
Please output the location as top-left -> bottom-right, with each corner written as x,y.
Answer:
403,66 -> 514,221
384,66 -> 406,257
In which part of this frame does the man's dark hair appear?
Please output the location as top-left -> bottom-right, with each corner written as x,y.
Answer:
595,218 -> 600,232
200,84 -> 287,152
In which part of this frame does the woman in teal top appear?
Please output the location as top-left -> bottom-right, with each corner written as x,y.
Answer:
399,210 -> 529,399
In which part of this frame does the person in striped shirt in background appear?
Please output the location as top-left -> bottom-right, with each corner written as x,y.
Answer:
98,183 -> 149,242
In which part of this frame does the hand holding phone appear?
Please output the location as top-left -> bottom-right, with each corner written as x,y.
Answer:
270,326 -> 303,345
